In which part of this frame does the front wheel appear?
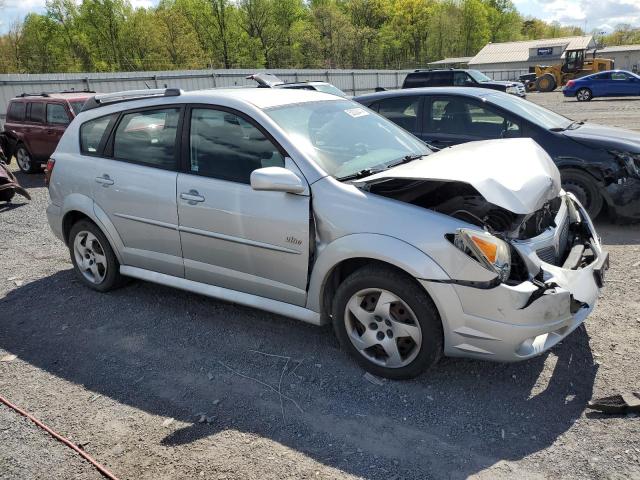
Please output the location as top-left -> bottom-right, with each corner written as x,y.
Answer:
576,88 -> 592,102
332,265 -> 443,379
561,169 -> 603,219
15,145 -> 39,174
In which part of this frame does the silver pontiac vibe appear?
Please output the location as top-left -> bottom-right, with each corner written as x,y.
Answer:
46,88 -> 609,379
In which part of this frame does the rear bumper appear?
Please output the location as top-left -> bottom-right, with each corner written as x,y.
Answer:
46,203 -> 64,242
421,194 -> 608,362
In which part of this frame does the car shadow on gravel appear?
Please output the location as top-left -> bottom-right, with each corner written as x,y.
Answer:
0,269 -> 598,479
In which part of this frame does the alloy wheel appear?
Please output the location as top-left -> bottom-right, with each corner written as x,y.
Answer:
576,89 -> 591,101
343,288 -> 422,368
73,231 -> 108,284
16,148 -> 31,172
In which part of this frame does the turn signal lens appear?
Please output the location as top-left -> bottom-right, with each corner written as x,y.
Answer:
566,80 -> 575,88
453,228 -> 511,282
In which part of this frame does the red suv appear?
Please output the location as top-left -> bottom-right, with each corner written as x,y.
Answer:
3,92 -> 93,173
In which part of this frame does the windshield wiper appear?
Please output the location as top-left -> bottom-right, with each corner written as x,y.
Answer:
336,154 -> 425,182
550,120 -> 585,132
336,168 -> 384,182
386,153 -> 424,168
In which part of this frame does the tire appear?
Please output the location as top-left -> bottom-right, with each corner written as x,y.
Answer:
561,169 -> 603,219
68,220 -> 124,292
535,73 -> 557,92
15,144 -> 39,174
332,264 -> 443,379
576,88 -> 592,102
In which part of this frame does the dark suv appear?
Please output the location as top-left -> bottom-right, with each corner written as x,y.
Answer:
3,91 -> 94,173
403,69 -> 526,97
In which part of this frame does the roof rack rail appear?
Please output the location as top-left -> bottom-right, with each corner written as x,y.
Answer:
82,88 -> 182,112
16,89 -> 96,98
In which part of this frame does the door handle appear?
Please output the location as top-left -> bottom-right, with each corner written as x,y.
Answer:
46,129 -> 54,134
95,174 -> 114,186
180,190 -> 205,204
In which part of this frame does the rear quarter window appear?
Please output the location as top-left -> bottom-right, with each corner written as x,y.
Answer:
80,114 -> 115,155
7,102 -> 26,122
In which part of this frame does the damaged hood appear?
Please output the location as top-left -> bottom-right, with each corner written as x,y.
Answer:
357,138 -> 561,214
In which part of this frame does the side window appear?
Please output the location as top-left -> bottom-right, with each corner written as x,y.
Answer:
80,115 -> 115,155
453,72 -> 472,86
7,102 -> 26,122
611,72 -> 630,81
430,72 -> 452,87
189,108 -> 284,184
375,96 -> 420,132
47,104 -> 71,125
594,72 -> 611,80
28,102 -> 45,123
113,108 -> 180,169
429,97 -> 520,138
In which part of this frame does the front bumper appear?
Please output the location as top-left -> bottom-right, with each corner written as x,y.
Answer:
421,194 -> 608,362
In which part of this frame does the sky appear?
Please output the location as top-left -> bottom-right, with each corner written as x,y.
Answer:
1,0 -> 640,34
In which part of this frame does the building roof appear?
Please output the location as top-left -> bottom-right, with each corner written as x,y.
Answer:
597,44 -> 640,54
427,56 -> 473,65
469,36 -> 595,65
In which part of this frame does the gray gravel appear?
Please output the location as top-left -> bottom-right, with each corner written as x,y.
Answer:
1,95 -> 640,479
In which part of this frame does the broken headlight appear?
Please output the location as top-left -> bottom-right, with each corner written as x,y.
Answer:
453,228 -> 511,282
612,151 -> 640,178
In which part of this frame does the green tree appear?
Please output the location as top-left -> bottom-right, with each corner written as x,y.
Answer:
458,0 -> 490,56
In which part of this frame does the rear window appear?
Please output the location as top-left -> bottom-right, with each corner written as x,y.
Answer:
47,103 -> 70,125
28,102 -> 45,123
69,101 -> 86,115
7,102 -> 26,122
80,114 -> 115,155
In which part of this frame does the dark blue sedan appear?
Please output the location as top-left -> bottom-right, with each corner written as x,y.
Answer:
354,87 -> 640,220
562,70 -> 640,101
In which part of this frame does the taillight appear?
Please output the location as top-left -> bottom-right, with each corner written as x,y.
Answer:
566,80 -> 575,87
45,158 -> 55,187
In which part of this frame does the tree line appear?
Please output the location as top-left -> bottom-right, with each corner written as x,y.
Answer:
0,0 -> 636,74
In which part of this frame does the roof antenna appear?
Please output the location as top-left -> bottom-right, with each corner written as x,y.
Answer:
144,81 -> 152,89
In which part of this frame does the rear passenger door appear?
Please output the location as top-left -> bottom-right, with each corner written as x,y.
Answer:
24,102 -> 47,159
44,103 -> 71,158
89,106 -> 185,277
176,106 -> 310,306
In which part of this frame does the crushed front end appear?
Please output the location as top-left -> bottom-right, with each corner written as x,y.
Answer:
421,192 -> 608,361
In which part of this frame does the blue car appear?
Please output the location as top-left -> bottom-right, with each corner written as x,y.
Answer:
563,70 -> 640,101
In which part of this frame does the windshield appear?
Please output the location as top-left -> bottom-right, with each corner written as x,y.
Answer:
266,100 -> 431,179
487,93 -> 572,130
69,101 -> 87,115
467,70 -> 492,83
312,83 -> 347,97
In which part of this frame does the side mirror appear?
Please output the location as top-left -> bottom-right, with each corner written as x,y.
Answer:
250,167 -> 306,194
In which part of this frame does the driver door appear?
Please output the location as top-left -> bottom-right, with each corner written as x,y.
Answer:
176,106 -> 311,306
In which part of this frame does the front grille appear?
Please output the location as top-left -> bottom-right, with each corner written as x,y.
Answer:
536,246 -> 557,265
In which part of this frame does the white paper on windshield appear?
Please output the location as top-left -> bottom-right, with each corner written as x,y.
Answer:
344,107 -> 369,118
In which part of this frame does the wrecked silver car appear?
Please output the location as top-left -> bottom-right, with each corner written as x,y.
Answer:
47,89 -> 608,379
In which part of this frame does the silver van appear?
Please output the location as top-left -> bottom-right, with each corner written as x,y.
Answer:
46,88 -> 608,379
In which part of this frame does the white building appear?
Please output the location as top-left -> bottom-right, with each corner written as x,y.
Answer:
596,45 -> 640,73
467,36 -> 596,71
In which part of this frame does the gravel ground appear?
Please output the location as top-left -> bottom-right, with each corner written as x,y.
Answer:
1,95 -> 640,480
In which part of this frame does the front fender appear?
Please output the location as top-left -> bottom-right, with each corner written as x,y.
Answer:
305,233 -> 450,313
61,193 -> 125,264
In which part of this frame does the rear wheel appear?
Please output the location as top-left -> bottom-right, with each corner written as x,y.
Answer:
15,145 -> 39,174
576,88 -> 592,102
332,265 -> 443,379
561,169 -> 603,219
69,220 -> 124,292
536,73 -> 557,92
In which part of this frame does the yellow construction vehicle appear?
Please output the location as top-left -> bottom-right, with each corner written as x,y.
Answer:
531,49 -> 614,92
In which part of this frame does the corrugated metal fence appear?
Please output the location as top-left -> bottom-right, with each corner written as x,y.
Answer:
0,67 -> 527,124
